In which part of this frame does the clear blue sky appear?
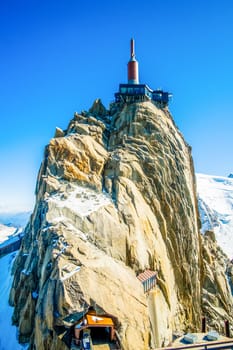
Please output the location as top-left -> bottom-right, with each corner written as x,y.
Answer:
1,0 -> 233,211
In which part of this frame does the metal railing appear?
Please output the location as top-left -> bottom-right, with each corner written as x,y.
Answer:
155,339 -> 233,350
71,336 -> 122,350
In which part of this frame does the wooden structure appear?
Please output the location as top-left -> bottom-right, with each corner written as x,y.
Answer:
137,269 -> 157,293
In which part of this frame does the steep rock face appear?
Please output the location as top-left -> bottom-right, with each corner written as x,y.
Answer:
10,100 -> 232,350
104,103 -> 202,338
201,231 -> 233,332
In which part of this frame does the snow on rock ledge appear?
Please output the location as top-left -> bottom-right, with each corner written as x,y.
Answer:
47,183 -> 112,218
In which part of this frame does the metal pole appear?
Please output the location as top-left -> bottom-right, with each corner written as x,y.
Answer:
131,38 -> 135,58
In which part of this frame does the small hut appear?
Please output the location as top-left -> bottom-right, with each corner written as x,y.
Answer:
70,309 -> 119,349
137,270 -> 157,293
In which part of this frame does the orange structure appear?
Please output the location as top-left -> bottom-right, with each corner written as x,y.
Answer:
74,310 -> 115,345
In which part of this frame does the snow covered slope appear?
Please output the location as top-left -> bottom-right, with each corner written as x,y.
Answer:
0,252 -> 28,349
0,213 -> 31,349
0,224 -> 16,245
0,211 -> 31,252
196,173 -> 233,259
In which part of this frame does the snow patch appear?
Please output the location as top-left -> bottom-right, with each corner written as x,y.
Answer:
0,224 -> 24,253
0,224 -> 17,244
48,184 -> 112,217
61,264 -> 81,281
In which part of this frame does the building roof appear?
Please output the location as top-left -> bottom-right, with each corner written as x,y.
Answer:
137,270 -> 157,283
86,314 -> 114,327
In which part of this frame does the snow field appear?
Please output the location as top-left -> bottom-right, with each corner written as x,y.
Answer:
48,184 -> 112,217
0,252 -> 28,350
196,173 -> 233,259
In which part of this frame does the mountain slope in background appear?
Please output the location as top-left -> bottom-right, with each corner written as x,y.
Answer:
0,212 -> 31,228
196,173 -> 233,259
0,213 -> 30,350
0,252 -> 28,350
0,212 -> 31,252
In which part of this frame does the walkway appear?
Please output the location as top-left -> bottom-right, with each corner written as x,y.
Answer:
156,339 -> 233,350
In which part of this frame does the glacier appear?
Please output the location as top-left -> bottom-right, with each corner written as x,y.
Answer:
196,173 -> 233,259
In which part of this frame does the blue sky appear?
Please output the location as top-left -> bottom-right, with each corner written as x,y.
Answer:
1,0 -> 233,211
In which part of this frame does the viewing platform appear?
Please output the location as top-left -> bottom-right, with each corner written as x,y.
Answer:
115,39 -> 172,107
155,332 -> 233,350
115,84 -> 171,106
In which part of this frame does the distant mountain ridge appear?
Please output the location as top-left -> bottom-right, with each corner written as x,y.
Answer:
0,211 -> 31,228
0,211 -> 31,252
196,173 -> 233,259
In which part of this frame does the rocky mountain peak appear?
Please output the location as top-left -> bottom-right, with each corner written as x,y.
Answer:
88,98 -> 108,117
10,100 -> 233,350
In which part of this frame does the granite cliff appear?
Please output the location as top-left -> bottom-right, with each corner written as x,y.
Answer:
10,99 -> 233,349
